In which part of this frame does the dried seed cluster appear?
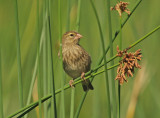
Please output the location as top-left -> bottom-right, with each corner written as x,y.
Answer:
115,46 -> 142,85
111,1 -> 130,17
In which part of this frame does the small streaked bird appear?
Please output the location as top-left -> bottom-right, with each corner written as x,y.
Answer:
62,31 -> 94,91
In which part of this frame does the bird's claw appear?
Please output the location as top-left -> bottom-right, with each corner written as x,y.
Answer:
81,72 -> 87,82
69,80 -> 74,88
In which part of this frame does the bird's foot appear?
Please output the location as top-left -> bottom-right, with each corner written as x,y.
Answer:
81,72 -> 87,82
69,80 -> 74,88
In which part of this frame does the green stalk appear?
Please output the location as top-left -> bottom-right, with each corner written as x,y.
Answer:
47,25 -> 51,118
48,11 -> 57,118
48,21 -> 57,118
70,88 -> 75,118
14,0 -> 24,109
66,0 -> 71,31
76,0 -> 81,31
58,0 -> 65,118
74,94 -> 86,118
118,16 -> 122,118
90,0 -> 111,117
46,0 -> 51,117
65,2 -> 71,117
106,0 -> 117,117
130,26 -> 160,47
60,74 -> 66,118
0,49 -> 4,118
36,0 -> 42,117
119,18 -> 122,50
8,25 -> 160,118
43,1 -> 47,118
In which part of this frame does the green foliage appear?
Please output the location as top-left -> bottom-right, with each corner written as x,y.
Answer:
0,0 -> 160,118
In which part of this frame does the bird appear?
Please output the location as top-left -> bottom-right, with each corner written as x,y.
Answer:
62,31 -> 94,91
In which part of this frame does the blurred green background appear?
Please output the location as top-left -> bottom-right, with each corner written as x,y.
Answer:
0,0 -> 160,118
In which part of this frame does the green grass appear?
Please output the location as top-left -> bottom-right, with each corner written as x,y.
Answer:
90,0 -> 111,117
14,0 -> 24,110
0,49 -> 4,118
1,0 -> 160,118
7,24 -> 160,117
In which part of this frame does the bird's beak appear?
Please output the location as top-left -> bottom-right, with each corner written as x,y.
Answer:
75,33 -> 83,40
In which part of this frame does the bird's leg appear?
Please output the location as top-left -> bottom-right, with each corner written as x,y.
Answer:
69,79 -> 74,88
81,72 -> 87,82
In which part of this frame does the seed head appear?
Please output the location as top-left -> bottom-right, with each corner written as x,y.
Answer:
115,46 -> 142,85
111,1 -> 131,17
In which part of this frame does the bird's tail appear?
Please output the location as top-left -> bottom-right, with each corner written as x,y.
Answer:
82,79 -> 94,91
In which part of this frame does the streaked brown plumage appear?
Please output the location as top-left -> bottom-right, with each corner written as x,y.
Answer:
62,31 -> 94,91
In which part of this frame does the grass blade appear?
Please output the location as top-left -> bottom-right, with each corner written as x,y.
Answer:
14,0 -> 24,110
36,0 -> 42,117
90,0 -> 111,117
58,0 -> 66,117
0,49 -> 4,118
106,0 -> 117,117
42,2 -> 47,117
118,16 -> 122,118
48,0 -> 57,116
70,88 -> 75,118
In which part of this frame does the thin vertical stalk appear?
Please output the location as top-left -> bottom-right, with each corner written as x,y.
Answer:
119,18 -> 122,50
106,0 -> 117,117
73,91 -> 92,117
48,21 -> 57,118
70,88 -> 75,118
0,49 -> 4,118
48,0 -> 57,117
46,0 -> 51,117
60,75 -> 65,118
118,17 -> 122,118
36,0 -> 42,117
74,93 -> 86,118
47,28 -> 51,118
117,76 -> 121,116
58,0 -> 65,118
90,0 -> 111,118
66,0 -> 71,31
43,1 -> 47,117
14,0 -> 24,109
76,0 -> 81,31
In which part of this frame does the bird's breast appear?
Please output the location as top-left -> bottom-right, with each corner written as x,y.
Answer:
62,46 -> 91,79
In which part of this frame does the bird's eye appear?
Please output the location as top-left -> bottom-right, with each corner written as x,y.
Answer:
70,33 -> 74,36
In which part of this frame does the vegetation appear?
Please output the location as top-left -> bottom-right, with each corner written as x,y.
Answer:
0,0 -> 160,118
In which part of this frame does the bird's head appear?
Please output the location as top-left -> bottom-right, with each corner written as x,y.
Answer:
62,31 -> 83,45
